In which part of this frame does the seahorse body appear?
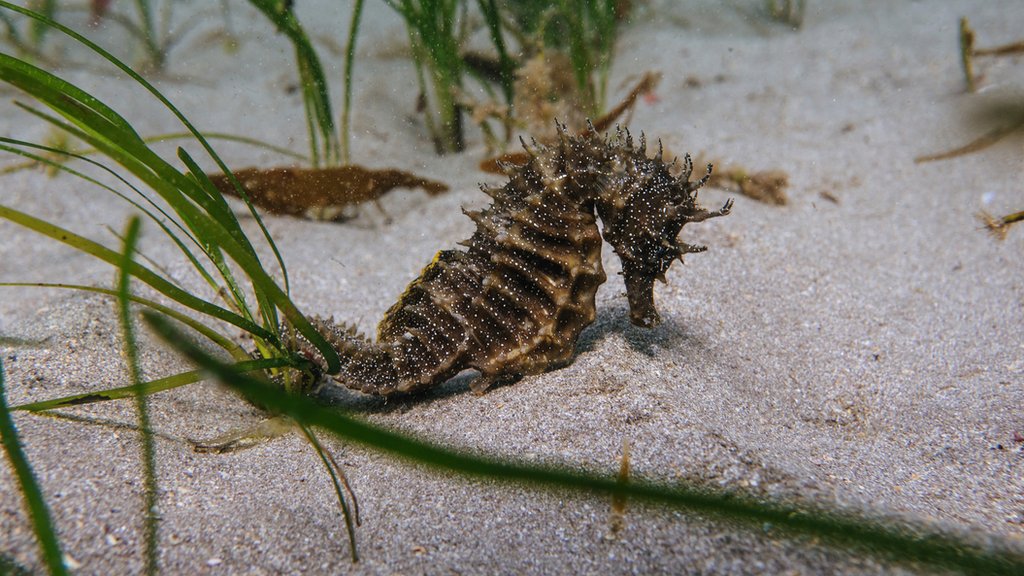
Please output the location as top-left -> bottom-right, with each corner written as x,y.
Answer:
314,124 -> 731,396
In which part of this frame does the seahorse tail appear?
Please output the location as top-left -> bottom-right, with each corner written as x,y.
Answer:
291,317 -> 406,396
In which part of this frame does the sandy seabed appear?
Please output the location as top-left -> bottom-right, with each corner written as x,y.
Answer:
1,1 -> 1023,574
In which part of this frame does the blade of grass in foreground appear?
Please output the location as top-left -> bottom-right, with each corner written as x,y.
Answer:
0,3 -> 344,373
144,311 -> 1024,576
0,204 -> 274,343
298,423 -> 360,562
0,281 -> 243,358
115,216 -> 159,575
0,77 -> 275,328
3,95 -> 290,354
0,69 -> 339,370
0,0 -> 291,298
0,358 -> 68,576
0,139 -> 228,301
0,102 -> 274,346
1,130 -> 319,173
11,358 -> 291,413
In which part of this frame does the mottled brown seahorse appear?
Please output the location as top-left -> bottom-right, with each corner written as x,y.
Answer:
308,123 -> 731,396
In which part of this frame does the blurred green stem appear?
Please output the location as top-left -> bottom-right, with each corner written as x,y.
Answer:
133,0 -> 164,70
116,216 -> 160,576
0,358 -> 68,576
341,0 -> 364,164
27,0 -> 54,49
561,0 -> 616,115
476,0 -> 514,106
386,0 -> 465,153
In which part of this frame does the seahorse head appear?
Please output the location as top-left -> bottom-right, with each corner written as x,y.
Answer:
569,127 -> 730,327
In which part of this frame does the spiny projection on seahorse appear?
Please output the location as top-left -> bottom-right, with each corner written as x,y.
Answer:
302,122 -> 732,397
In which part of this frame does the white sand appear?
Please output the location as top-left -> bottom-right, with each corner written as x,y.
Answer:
2,0 -> 1023,574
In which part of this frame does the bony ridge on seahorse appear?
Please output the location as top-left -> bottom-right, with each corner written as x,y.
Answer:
302,121 -> 732,397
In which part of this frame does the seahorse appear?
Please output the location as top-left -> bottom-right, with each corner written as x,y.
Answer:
309,123 -> 732,396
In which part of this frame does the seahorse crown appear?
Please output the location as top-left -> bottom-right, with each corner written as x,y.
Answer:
538,122 -> 728,326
